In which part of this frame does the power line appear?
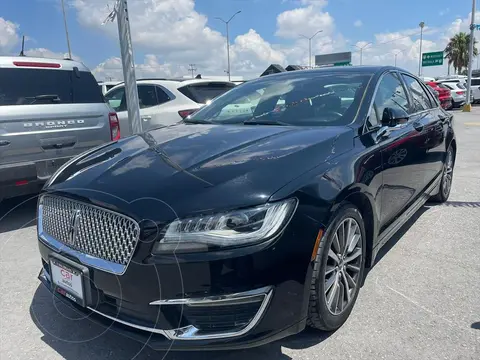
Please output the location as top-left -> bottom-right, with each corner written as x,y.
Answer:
351,31 -> 424,54
188,64 -> 197,78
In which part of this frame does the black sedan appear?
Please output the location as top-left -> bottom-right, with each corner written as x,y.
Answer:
36,66 -> 456,350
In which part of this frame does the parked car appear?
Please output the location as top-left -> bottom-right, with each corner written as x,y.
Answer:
437,81 -> 472,107
0,56 -> 119,202
98,80 -> 121,95
104,78 -> 236,137
470,77 -> 480,103
425,81 -> 453,110
37,66 -> 455,351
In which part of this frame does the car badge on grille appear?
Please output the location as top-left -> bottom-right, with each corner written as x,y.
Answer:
68,209 -> 81,245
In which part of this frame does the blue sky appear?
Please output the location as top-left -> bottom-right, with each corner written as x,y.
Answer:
0,0 -> 477,79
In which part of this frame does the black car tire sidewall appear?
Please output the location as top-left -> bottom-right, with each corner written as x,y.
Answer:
308,203 -> 367,331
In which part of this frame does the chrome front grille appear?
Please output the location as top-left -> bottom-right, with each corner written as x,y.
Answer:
39,195 -> 140,269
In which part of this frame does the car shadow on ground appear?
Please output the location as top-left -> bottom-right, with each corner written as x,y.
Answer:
0,195 -> 39,234
30,285 -> 331,360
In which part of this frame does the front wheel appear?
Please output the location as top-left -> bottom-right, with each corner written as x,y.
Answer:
307,203 -> 366,331
430,145 -> 454,203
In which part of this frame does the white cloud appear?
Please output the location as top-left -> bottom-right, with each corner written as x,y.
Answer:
354,20 -> 362,28
25,48 -> 82,61
0,17 -> 20,54
275,4 -> 335,39
92,55 -> 186,81
73,0 -> 341,79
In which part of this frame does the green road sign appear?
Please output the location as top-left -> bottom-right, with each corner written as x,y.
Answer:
333,61 -> 351,66
422,51 -> 444,67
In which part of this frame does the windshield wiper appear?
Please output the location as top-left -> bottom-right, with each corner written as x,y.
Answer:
243,119 -> 289,126
25,94 -> 61,104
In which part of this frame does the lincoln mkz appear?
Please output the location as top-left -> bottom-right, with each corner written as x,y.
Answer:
37,66 -> 455,350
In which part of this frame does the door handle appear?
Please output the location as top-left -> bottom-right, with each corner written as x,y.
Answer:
0,140 -> 10,146
142,116 -> 151,122
413,122 -> 424,132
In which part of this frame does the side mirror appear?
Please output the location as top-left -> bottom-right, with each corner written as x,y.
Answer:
381,107 -> 409,127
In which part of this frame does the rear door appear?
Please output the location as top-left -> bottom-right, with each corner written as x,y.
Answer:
402,74 -> 449,182
0,66 -> 111,179
105,84 -> 175,136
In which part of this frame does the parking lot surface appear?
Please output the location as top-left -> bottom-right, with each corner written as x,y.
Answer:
1,108 -> 479,360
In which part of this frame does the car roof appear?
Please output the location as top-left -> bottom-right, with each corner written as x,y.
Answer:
0,55 -> 91,71
107,78 -> 236,93
254,65 -> 408,81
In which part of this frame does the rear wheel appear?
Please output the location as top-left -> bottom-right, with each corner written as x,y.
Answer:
307,203 -> 366,331
430,145 -> 454,203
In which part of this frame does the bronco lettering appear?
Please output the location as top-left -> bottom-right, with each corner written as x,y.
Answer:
23,120 -> 85,129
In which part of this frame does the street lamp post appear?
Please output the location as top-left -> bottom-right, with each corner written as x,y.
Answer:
215,11 -> 241,82
465,0 -> 476,111
391,49 -> 406,67
300,30 -> 323,68
353,42 -> 372,65
418,21 -> 425,77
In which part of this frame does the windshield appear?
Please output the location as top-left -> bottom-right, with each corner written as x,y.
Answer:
186,72 -> 372,126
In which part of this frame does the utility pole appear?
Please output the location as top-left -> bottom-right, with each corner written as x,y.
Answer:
103,0 -> 142,135
418,21 -> 425,77
188,64 -> 197,78
61,0 -> 72,59
353,42 -> 372,65
215,11 -> 241,81
300,30 -> 323,68
464,0 -> 476,112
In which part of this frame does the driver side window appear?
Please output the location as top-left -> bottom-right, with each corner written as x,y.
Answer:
367,72 -> 409,130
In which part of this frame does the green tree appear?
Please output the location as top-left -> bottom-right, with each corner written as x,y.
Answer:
444,32 -> 478,74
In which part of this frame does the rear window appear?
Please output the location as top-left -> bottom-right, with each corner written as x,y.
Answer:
178,82 -> 236,104
0,68 -> 104,106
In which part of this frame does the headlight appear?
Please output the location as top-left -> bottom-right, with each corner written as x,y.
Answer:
153,198 -> 297,254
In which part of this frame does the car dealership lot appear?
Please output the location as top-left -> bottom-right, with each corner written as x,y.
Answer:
1,108 -> 479,360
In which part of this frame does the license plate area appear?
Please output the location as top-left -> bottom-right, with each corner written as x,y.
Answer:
49,254 -> 88,307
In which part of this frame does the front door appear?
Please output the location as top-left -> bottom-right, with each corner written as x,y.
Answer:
367,71 -> 430,231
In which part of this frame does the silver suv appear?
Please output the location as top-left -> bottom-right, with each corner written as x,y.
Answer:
0,56 -> 119,201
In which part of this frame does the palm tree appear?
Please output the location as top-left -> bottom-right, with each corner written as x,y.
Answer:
444,32 -> 478,74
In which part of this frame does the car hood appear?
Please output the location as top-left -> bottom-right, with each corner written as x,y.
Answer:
46,124 -> 353,221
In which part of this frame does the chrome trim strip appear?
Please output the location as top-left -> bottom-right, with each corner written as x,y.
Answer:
163,288 -> 273,341
89,287 -> 273,341
148,286 -> 272,306
87,306 -> 171,338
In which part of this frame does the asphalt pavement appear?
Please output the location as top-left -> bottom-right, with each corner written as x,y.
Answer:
1,108 -> 479,360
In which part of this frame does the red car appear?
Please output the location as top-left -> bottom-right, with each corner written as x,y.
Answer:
426,81 -> 453,110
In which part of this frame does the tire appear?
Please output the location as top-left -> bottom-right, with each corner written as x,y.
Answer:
430,145 -> 455,203
307,203 -> 366,331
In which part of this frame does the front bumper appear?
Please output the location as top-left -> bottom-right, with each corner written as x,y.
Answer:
36,202 -> 319,350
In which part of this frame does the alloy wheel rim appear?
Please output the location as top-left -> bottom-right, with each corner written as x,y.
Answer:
442,149 -> 453,197
324,217 -> 363,316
